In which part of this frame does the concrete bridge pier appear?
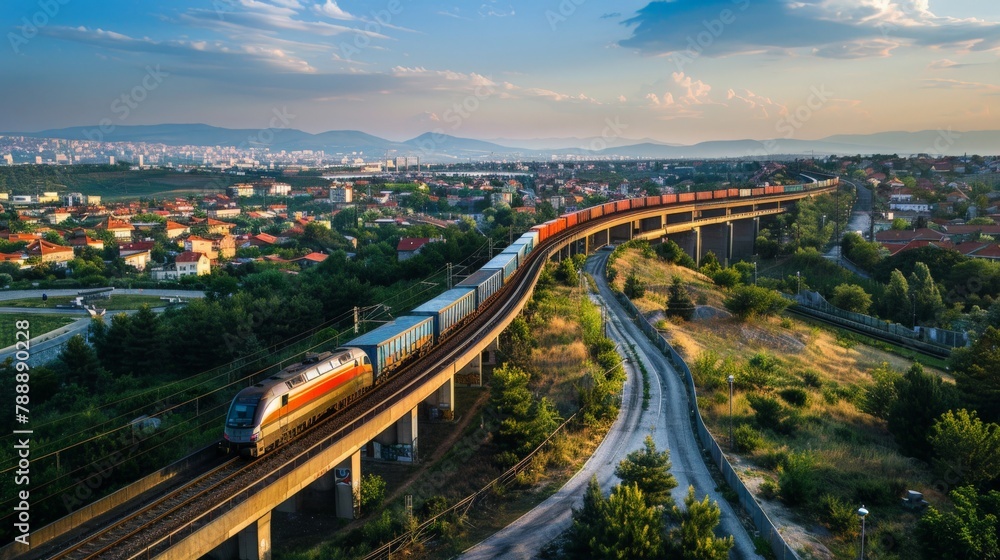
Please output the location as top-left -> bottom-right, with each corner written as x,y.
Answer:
372,408 -> 418,463
590,228 -> 609,250
237,511 -> 271,560
731,219 -> 757,262
424,375 -> 455,420
670,227 -> 701,266
334,452 -> 361,519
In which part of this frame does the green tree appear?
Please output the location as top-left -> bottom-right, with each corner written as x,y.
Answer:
564,476 -> 607,559
624,272 -> 646,299
917,485 -> 1000,560
723,285 -> 789,320
666,276 -> 696,321
952,326 -> 1000,422
711,268 -> 742,290
887,363 -> 960,459
882,269 -> 912,325
57,334 -> 105,389
358,473 -> 387,513
909,261 -> 944,324
928,409 -> 1000,489
668,486 -> 734,560
860,362 -> 901,420
615,435 -> 678,508
489,363 -> 532,418
591,484 -> 664,560
556,257 -> 578,286
830,283 -> 872,314
699,251 -> 722,275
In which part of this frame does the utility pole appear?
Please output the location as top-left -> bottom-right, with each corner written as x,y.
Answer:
447,262 -> 453,289
353,306 -> 359,334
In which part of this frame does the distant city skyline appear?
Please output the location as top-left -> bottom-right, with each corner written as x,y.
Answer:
3,1 -> 999,145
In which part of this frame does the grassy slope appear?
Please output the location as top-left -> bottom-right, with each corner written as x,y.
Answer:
612,248 -> 939,560
0,314 -> 78,347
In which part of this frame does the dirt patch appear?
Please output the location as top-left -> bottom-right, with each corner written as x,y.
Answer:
692,305 -> 731,321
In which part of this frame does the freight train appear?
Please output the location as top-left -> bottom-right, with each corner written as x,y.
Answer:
221,177 -> 838,456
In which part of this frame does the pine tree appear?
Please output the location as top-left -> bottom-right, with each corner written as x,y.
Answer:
666,276 -> 695,321
615,435 -> 678,508
669,486 -> 734,560
591,484 -> 664,560
58,334 -> 104,389
882,269 -> 911,325
909,262 -> 944,325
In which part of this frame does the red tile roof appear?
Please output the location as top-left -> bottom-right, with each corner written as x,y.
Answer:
175,251 -> 206,263
397,237 -> 432,252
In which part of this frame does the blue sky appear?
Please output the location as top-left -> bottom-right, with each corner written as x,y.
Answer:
2,0 -> 999,145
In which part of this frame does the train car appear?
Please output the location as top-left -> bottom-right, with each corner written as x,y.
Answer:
739,188 -> 752,197
678,193 -> 695,203
602,201 -> 617,216
348,315 -> 435,380
516,231 -> 538,254
590,205 -> 604,219
457,268 -> 504,307
712,189 -> 728,200
561,212 -> 579,228
643,195 -> 662,207
500,242 -> 530,266
695,191 -> 713,201
530,223 -> 549,244
662,194 -> 678,204
222,349 -> 373,457
751,187 -> 764,196
764,186 -> 779,195
410,288 -> 477,339
632,197 -> 647,209
727,188 -> 740,198
482,252 -> 519,282
785,184 -> 803,193
615,200 -> 631,212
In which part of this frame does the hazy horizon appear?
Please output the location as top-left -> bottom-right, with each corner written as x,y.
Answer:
3,0 -> 999,145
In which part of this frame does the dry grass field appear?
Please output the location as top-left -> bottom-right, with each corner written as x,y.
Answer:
610,247 -> 944,560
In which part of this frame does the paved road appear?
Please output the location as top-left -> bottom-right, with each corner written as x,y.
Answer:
461,251 -> 756,559
0,289 -> 203,366
0,288 -> 206,301
825,177 -> 872,278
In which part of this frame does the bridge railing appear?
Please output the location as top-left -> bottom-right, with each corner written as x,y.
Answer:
615,292 -> 800,560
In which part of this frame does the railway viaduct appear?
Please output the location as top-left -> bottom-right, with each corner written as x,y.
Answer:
3,185 -> 833,560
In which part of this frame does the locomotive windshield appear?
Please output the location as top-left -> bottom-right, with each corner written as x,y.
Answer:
226,400 -> 258,428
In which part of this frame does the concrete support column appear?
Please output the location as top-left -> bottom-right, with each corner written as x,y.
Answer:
456,351 -> 482,386
425,375 -> 455,420
725,221 -> 734,266
693,226 -> 702,267
237,511 -> 271,560
396,406 -> 418,462
334,451 -> 361,519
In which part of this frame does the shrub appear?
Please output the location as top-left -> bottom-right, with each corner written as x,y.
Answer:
760,479 -> 779,500
820,494 -> 859,538
734,424 -> 764,453
746,394 -> 798,434
723,285 -> 790,320
800,370 -> 822,388
778,387 -> 810,408
778,452 -> 817,506
757,448 -> 790,470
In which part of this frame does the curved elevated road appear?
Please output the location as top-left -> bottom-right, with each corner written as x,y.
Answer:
461,251 -> 756,559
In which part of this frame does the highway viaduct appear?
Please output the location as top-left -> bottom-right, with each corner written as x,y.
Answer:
3,186 -> 832,560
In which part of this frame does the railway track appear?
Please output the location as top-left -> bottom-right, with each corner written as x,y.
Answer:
44,458 -> 242,560
27,231 -> 553,560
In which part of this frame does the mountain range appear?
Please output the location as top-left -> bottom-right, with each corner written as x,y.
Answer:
6,124 -> 998,161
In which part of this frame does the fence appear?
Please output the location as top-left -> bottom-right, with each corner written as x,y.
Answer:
792,291 -> 967,351
616,292 -> 800,560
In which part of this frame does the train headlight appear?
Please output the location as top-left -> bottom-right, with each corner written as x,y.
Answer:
223,433 -> 229,440
250,432 -> 260,442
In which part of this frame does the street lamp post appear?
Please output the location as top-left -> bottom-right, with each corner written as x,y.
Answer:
753,261 -> 757,286
797,271 -> 802,296
858,505 -> 869,560
822,214 -> 827,230
727,375 -> 735,451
